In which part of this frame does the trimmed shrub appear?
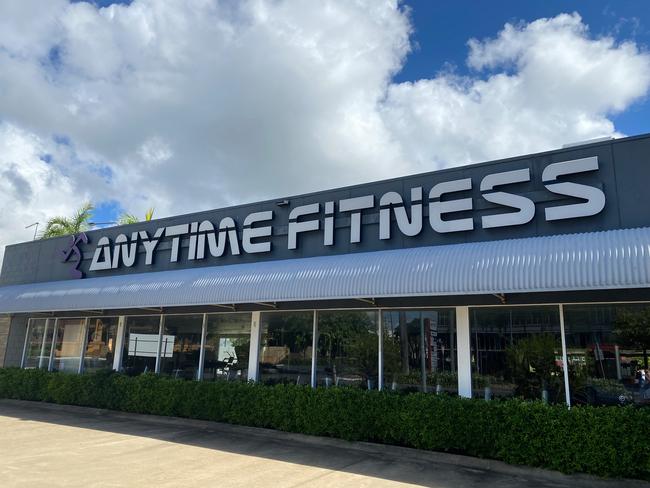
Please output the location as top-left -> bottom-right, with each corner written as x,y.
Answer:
0,368 -> 648,479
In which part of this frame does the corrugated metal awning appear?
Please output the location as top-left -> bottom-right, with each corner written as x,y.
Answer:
0,227 -> 649,313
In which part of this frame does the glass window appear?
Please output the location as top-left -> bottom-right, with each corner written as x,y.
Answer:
83,317 -> 119,373
122,316 -> 161,375
259,311 -> 313,385
564,304 -> 650,406
317,311 -> 378,389
23,318 -> 55,369
470,306 -> 564,402
203,313 -> 251,381
52,318 -> 86,373
382,309 -> 457,393
159,314 -> 204,379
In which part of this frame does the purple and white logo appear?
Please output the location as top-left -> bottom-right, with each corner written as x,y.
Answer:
61,233 -> 88,279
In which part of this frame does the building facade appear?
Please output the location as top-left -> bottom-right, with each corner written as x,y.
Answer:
2,134 -> 650,404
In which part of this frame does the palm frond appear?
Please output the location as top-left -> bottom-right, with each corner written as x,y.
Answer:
72,202 -> 94,232
118,214 -> 139,225
144,207 -> 155,221
39,203 -> 94,239
40,217 -> 72,239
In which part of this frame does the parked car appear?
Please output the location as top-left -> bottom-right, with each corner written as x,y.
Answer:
571,383 -> 634,406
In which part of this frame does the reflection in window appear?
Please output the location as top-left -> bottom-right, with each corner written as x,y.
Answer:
470,306 -> 564,402
83,317 -> 119,373
159,314 -> 204,379
203,313 -> 251,381
564,304 -> 650,406
23,318 -> 55,369
122,316 -> 161,375
52,318 -> 86,373
382,310 -> 457,393
259,312 -> 313,385
317,311 -> 378,389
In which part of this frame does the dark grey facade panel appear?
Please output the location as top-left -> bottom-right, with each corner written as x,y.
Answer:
1,134 -> 648,287
612,136 -> 650,229
3,316 -> 27,368
0,315 -> 9,367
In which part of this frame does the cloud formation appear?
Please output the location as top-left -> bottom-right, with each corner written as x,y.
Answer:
384,13 -> 650,169
0,2 -> 649,264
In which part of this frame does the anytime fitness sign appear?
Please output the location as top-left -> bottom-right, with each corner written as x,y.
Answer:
88,156 -> 605,273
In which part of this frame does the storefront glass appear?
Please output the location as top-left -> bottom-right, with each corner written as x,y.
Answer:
23,318 -> 55,369
382,309 -> 457,393
122,315 -> 161,375
470,306 -> 565,402
563,304 -> 650,406
52,318 -> 86,373
259,311 -> 313,385
13,302 -> 649,406
82,317 -> 119,373
159,314 -> 204,379
316,310 -> 379,389
203,313 -> 251,381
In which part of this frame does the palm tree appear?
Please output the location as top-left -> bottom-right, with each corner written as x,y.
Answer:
118,207 -> 155,225
40,203 -> 94,239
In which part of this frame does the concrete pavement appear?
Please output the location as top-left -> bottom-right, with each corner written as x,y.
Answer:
0,399 -> 646,488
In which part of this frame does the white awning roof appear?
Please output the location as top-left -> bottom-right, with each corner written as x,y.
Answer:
1,227 -> 649,313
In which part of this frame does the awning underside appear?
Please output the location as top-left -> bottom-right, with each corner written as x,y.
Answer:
1,227 -> 650,313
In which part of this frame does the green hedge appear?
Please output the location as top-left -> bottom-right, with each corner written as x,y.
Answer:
1,368 -> 648,479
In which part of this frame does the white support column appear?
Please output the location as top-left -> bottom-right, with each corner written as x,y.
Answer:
77,317 -> 90,375
456,307 -> 472,398
47,318 -> 59,372
38,318 -> 52,369
197,314 -> 208,381
310,310 -> 318,388
113,316 -> 126,371
247,311 -> 262,382
20,319 -> 31,369
559,304 -> 571,408
377,310 -> 383,391
154,315 -> 165,374
615,345 -> 622,381
420,312 -> 427,393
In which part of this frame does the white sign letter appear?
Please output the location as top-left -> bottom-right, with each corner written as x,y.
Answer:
165,224 -> 189,263
379,187 -> 423,240
89,236 -> 112,271
543,156 -> 605,221
480,168 -> 535,229
339,195 -> 374,243
429,178 -> 474,233
288,203 -> 320,250
243,211 -> 273,254
139,228 -> 165,265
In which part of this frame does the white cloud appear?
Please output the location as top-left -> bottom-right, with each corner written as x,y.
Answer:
467,13 -> 650,113
0,3 -> 649,266
0,123 -> 98,248
382,12 -> 650,170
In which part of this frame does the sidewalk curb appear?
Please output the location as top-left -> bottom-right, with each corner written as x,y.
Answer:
2,399 -> 648,487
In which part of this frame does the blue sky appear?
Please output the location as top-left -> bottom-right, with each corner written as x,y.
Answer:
398,1 -> 650,135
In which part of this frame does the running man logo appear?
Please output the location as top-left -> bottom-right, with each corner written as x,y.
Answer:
61,233 -> 88,279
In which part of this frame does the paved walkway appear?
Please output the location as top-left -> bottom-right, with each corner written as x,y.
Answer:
0,400 -> 646,488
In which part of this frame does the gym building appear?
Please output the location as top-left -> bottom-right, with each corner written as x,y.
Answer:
1,134 -> 650,406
